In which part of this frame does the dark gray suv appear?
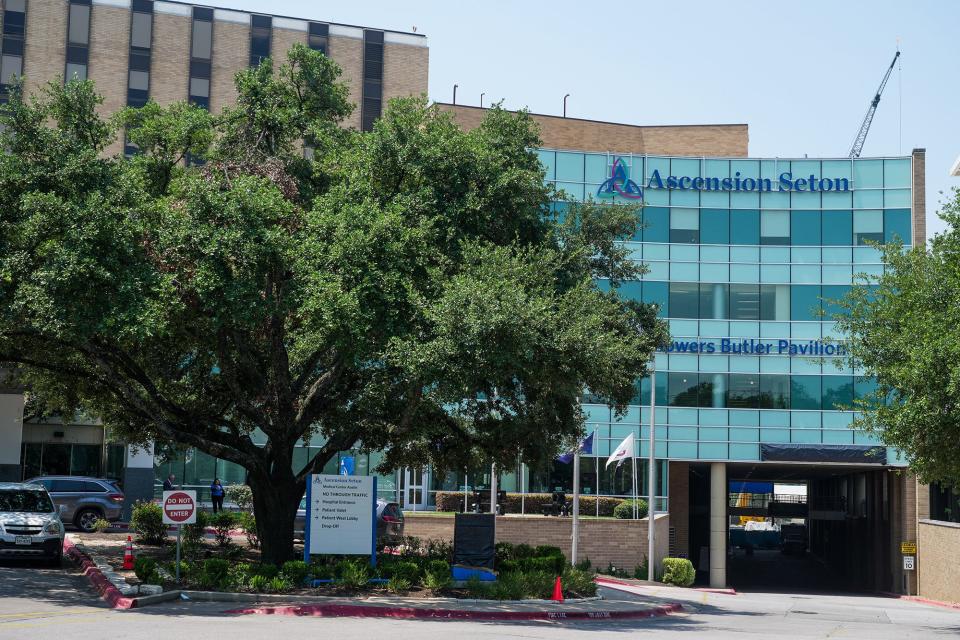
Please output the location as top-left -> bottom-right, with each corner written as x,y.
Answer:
25,476 -> 124,533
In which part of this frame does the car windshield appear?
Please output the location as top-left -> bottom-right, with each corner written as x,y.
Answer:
299,498 -> 306,510
0,489 -> 54,513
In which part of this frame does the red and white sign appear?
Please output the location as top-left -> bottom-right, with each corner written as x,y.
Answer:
162,490 -> 197,525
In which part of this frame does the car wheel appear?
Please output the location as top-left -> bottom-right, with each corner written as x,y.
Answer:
75,508 -> 101,533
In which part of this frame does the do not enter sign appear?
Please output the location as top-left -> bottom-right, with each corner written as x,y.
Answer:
162,490 -> 197,525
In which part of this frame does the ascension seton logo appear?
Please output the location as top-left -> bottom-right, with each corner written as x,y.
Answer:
597,158 -> 643,200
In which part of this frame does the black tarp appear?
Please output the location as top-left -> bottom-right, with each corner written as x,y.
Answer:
760,443 -> 887,464
453,513 -> 496,569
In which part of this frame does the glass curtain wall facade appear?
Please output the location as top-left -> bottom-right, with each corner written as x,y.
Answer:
152,151 -> 913,508
540,150 -> 912,466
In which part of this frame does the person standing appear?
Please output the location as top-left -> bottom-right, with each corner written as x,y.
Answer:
210,478 -> 225,513
163,474 -> 175,491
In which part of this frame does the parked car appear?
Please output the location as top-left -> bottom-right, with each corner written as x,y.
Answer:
0,482 -> 66,565
294,498 -> 404,544
25,476 -> 124,533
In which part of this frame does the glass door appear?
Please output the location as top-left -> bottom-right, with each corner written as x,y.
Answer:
403,467 -> 428,511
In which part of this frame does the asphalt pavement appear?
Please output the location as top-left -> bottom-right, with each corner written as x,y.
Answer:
1,560 -> 959,639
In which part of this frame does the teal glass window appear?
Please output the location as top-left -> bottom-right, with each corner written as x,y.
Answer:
853,159 -> 883,188
668,373 -> 700,407
883,158 -> 911,188
729,284 -> 760,320
671,157 -> 700,177
791,285 -> 821,321
854,210 -> 884,245
821,285 -> 851,319
669,283 -> 699,318
642,207 -> 669,243
700,283 -> 728,319
883,209 -> 911,244
642,281 -> 669,316
618,280 -> 642,302
821,210 -> 853,245
636,371 -> 669,406
670,208 -> 699,244
822,376 -> 854,410
761,210 -> 790,245
790,375 -> 821,410
701,208 -> 730,244
759,374 -> 789,409
555,152 -> 584,182
854,376 -> 879,402
537,150 -> 555,180
584,154 -> 608,184
791,210 -> 821,245
760,284 -> 790,321
727,374 -> 759,409
731,210 -> 760,245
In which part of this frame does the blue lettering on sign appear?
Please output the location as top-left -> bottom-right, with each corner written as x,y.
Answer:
662,339 -> 846,357
640,167 -> 849,194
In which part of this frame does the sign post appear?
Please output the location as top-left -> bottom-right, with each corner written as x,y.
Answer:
162,490 -> 197,583
304,474 -> 377,568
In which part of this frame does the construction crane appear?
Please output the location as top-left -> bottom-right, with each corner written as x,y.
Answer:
848,50 -> 900,158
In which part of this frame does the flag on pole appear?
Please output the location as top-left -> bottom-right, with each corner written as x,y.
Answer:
556,431 -> 595,464
606,432 -> 635,468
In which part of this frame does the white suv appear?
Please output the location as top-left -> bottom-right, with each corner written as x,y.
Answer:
0,483 -> 66,565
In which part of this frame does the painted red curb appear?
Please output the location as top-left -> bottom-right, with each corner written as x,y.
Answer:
881,592 -> 960,610
63,537 -> 138,609
224,602 -> 684,621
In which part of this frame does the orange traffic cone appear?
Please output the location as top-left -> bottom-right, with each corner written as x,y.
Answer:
122,535 -> 135,570
551,576 -> 564,602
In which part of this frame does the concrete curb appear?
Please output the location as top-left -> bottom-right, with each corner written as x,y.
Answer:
881,592 -> 960,610
224,601 -> 685,621
595,576 -> 736,595
63,537 -> 138,609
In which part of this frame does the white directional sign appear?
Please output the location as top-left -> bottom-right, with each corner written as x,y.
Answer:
305,474 -> 376,558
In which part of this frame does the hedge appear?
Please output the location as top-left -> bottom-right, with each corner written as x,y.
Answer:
434,491 -> 628,517
660,557 -> 695,587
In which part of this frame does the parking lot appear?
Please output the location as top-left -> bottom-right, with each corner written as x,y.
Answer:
2,558 -> 959,640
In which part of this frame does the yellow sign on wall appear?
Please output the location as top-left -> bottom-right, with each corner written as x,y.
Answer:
900,541 -> 917,554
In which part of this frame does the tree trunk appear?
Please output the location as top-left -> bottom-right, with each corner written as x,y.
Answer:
248,466 -> 303,565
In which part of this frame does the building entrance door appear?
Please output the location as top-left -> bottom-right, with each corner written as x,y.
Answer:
404,467 -> 429,511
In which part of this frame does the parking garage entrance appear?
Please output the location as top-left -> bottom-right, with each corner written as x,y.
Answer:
684,461 -> 907,593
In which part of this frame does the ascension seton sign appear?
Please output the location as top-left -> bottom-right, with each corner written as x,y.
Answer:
306,474 -> 376,557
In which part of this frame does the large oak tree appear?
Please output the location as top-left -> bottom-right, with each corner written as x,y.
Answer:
0,46 -> 666,562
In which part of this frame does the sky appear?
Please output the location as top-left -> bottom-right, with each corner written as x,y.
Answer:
202,0 -> 960,239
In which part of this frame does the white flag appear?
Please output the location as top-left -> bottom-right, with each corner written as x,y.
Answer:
605,432 -> 635,468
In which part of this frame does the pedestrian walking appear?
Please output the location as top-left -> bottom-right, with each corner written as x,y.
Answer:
210,478 -> 225,513
163,474 -> 175,491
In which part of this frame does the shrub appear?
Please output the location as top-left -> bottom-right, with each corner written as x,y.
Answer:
209,511 -> 236,547
463,575 -> 490,598
130,502 -> 166,545
495,542 -> 515,564
201,558 -> 231,589
513,543 -> 535,559
387,575 -> 411,594
613,498 -> 649,520
575,556 -> 592,572
490,572 -> 527,600
254,563 -> 280,579
534,545 -> 564,560
660,558 -> 695,587
603,562 -> 630,578
227,563 -> 253,590
390,561 -> 421,585
268,576 -> 292,593
310,561 -> 334,580
422,538 -> 453,561
339,560 -> 369,589
133,557 -> 160,584
168,560 -> 191,582
182,510 -> 210,552
237,512 -> 259,549
249,574 -> 269,592
561,567 -> 598,597
224,485 -> 253,512
92,518 -> 111,533
281,560 -> 311,585
424,560 -> 451,590
523,570 -> 556,599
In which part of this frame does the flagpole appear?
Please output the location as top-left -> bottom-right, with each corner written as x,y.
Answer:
572,450 -> 580,565
648,364 -> 657,582
594,431 -> 600,518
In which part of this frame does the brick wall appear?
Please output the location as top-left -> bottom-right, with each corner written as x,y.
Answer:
918,519 -> 960,604
150,10 -> 190,106
329,34 -> 363,130
668,461 -> 689,559
404,513 -> 670,572
383,42 -> 428,102
437,104 -> 749,157
271,26 -> 306,66
912,148 -> 926,245
210,19 -> 247,115
88,4 -> 129,156
22,0 -> 68,96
